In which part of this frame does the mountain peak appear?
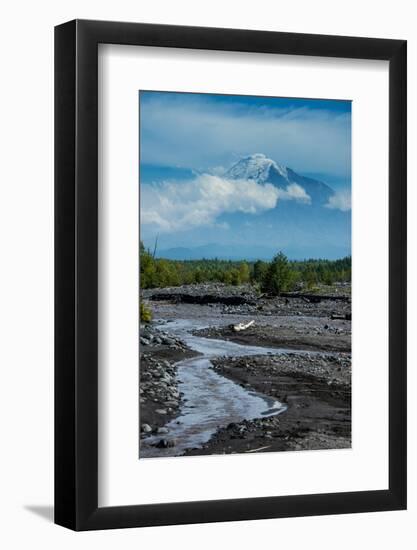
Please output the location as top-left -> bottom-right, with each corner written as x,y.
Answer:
225,153 -> 334,205
225,154 -> 288,183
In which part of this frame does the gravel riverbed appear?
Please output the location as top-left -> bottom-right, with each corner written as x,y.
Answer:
139,323 -> 199,442
184,352 -> 351,455
140,283 -> 351,456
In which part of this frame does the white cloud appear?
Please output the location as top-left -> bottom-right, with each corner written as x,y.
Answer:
140,94 -> 351,179
325,190 -> 351,211
208,165 -> 228,176
141,174 -> 283,232
278,183 -> 311,204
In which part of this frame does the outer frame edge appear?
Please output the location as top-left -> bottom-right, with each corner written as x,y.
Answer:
55,19 -> 407,531
54,19 -> 77,531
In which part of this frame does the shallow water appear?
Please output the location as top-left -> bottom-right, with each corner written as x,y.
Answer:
140,319 -> 288,458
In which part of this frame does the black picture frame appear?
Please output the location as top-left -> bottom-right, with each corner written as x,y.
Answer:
55,19 -> 407,531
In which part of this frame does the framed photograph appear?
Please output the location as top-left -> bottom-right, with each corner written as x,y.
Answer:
55,19 -> 406,530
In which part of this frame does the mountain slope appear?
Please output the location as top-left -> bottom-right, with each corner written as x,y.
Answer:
225,153 -> 334,205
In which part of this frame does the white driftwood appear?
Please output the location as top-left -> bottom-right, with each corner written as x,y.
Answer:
232,320 -> 255,332
244,445 -> 271,453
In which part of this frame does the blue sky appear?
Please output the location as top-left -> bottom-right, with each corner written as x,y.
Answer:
140,91 -> 351,183
139,91 -> 351,260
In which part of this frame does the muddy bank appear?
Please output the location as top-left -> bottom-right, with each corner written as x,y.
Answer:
193,322 -> 351,353
185,352 -> 351,455
139,323 -> 199,437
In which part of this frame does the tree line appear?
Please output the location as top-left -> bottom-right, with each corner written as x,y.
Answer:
140,242 -> 351,294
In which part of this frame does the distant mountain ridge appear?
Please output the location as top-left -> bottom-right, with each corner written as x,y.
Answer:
156,243 -> 350,262
225,153 -> 334,205
156,243 -> 276,261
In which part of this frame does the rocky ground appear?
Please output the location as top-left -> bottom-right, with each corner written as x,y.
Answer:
140,282 -> 352,456
144,282 -> 351,319
139,323 -> 198,440
185,352 -> 351,455
193,319 -> 350,353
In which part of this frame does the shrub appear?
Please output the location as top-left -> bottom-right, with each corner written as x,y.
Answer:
140,301 -> 152,323
237,262 -> 249,284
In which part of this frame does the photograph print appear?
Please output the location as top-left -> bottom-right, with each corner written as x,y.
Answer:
139,91 -> 351,459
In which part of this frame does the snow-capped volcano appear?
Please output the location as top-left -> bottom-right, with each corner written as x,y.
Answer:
225,153 -> 288,183
225,153 -> 334,205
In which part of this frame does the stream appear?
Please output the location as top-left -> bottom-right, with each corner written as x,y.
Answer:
140,319 -> 289,458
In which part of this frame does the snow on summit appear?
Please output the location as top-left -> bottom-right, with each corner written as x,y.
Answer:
225,153 -> 335,206
225,153 -> 288,183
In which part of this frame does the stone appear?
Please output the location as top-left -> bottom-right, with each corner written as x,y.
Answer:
155,438 -> 176,448
155,409 -> 167,415
157,427 -> 169,434
141,423 -> 152,433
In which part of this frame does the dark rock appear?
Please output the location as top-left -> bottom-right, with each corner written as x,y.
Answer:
155,438 -> 177,448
